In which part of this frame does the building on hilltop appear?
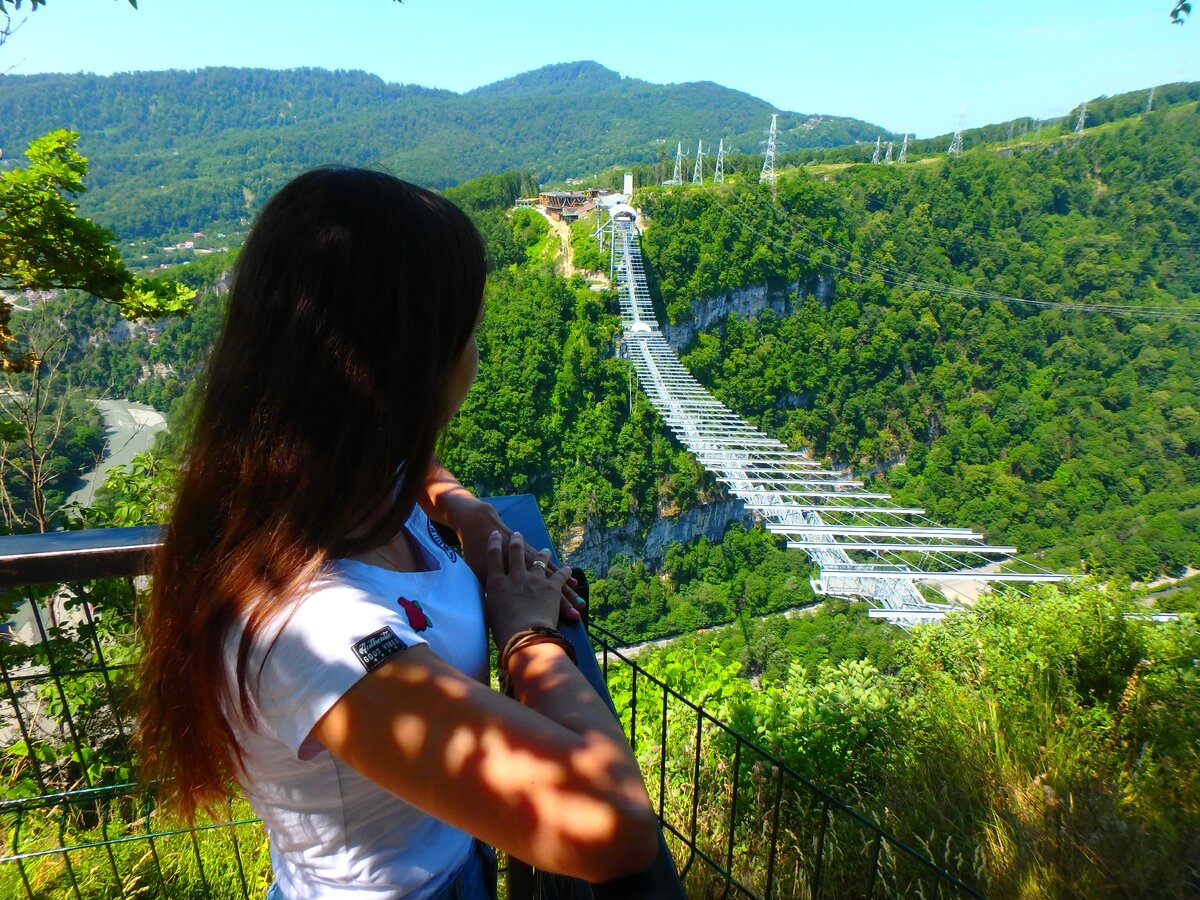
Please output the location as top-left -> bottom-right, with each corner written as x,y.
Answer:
538,190 -> 588,221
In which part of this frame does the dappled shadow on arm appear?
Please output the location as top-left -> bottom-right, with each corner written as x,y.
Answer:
311,643 -> 660,886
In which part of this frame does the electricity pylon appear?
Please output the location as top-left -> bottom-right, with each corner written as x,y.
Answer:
1074,102 -> 1087,134
884,141 -> 894,164
1146,86 -> 1156,113
760,114 -> 778,184
948,128 -> 963,156
668,142 -> 684,186
871,136 -> 882,164
692,140 -> 704,184
713,138 -> 726,184
948,107 -> 965,156
898,133 -> 909,163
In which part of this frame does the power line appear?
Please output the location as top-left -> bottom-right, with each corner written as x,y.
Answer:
700,185 -> 1200,323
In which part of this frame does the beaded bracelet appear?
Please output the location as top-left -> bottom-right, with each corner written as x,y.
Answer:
498,626 -> 577,693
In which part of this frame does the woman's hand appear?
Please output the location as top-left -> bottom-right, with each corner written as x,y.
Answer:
420,463 -> 583,623
484,531 -> 573,650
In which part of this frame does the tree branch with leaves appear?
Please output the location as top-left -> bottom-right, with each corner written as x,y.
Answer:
1,129 -> 195,370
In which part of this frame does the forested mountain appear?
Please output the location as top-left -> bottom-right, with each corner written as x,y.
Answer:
0,62 -> 881,240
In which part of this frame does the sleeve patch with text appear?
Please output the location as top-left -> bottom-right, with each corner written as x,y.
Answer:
351,627 -> 409,673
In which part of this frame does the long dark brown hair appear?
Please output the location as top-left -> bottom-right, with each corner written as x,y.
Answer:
138,168 -> 486,820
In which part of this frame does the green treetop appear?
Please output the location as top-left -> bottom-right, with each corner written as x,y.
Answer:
0,129 -> 194,367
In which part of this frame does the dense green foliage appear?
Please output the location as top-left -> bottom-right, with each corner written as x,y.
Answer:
1149,572 -> 1200,613
590,523 -> 815,642
2,82 -> 1199,900
663,597 -> 905,680
0,383 -> 104,531
0,130 -> 193,348
0,129 -> 194,531
0,63 -> 881,242
608,585 -> 1200,896
26,250 -> 230,420
639,104 -> 1200,579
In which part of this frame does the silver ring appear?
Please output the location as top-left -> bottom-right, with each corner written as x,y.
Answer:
531,560 -> 548,571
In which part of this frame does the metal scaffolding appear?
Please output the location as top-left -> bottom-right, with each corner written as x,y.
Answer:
610,214 -> 1065,614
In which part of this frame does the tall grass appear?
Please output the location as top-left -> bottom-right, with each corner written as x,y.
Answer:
0,796 -> 271,899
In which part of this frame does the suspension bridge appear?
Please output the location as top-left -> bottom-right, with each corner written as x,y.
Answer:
602,205 -> 1065,617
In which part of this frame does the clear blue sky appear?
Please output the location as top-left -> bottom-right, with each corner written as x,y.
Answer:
2,1 -> 1196,137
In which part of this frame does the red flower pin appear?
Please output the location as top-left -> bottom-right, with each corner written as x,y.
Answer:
398,597 -> 432,632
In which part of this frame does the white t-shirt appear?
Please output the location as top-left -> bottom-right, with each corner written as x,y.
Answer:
225,506 -> 489,899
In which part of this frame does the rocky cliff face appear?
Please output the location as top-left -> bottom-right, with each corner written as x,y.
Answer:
661,273 -> 834,349
564,498 -> 753,574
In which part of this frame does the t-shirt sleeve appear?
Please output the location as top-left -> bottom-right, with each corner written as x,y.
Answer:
250,582 -> 430,758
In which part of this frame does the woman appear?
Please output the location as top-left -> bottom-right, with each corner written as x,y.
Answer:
138,168 -> 658,899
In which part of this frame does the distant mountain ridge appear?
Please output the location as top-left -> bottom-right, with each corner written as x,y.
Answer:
0,62 -> 884,240
466,60 -> 626,96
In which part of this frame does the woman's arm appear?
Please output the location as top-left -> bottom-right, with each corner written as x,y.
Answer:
417,459 -> 500,550
310,533 -> 658,882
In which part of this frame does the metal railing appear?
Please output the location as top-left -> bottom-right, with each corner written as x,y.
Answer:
0,527 -> 267,900
0,498 -> 984,898
586,622 -> 984,898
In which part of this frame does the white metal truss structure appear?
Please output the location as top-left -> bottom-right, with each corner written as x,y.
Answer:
692,140 -> 704,185
884,141 -> 894,164
668,142 -> 684,186
1075,101 -> 1088,134
609,214 -> 1065,612
713,139 -> 726,184
871,137 -> 882,164
947,126 -> 963,157
760,114 -> 778,184
898,134 -> 909,164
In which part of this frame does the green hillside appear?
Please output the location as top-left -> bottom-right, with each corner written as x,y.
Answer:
0,62 -> 882,241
